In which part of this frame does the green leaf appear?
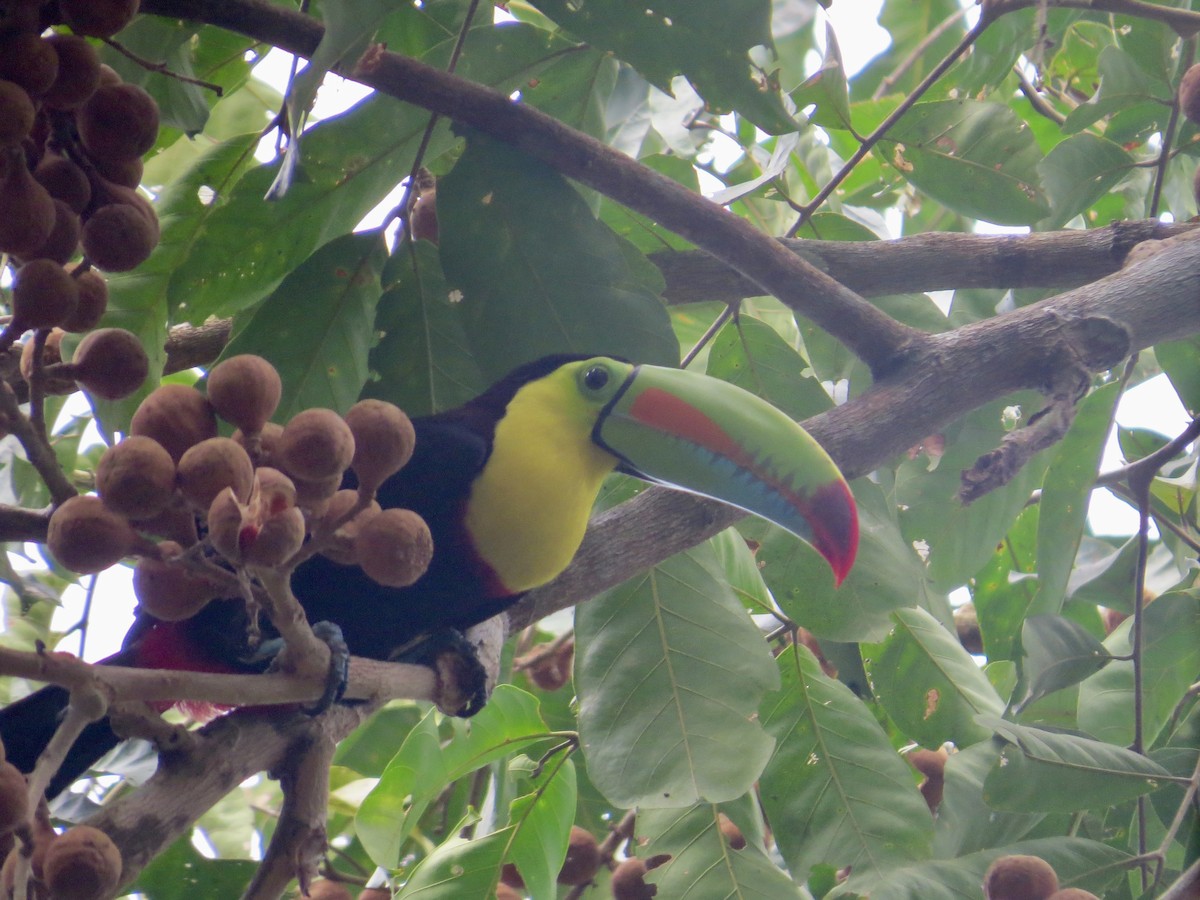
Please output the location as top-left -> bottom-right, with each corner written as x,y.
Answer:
505,754 -> 577,900
217,230 -> 387,419
831,836 -> 1131,900
981,718 -> 1172,813
575,540 -> 778,808
759,646 -> 933,882
356,686 -> 550,867
1030,383 -> 1120,618
131,834 -> 256,898
743,478 -> 924,643
364,241 -> 485,417
397,825 -> 512,897
933,742 -> 1043,858
790,22 -> 852,130
1062,44 -> 1172,135
1157,334 -> 1200,414
637,802 -> 804,897
1077,592 -> 1200,746
876,100 -> 1050,225
438,131 -> 677,383
529,0 -> 797,133
1037,133 -> 1135,228
1017,615 -> 1111,712
863,608 -> 1005,748
972,505 -> 1039,663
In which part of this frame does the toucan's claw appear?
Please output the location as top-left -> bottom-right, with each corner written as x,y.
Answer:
390,629 -> 489,717
306,621 -> 351,715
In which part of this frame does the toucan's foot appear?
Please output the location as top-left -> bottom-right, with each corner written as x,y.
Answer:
391,629 -> 489,717
305,621 -> 351,714
250,622 -> 351,715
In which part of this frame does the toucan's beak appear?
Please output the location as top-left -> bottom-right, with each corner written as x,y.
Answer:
592,364 -> 858,585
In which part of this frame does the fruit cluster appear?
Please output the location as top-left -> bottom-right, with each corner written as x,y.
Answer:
0,733 -> 122,900
45,354 -> 429,621
983,854 -> 1099,900
1,0 -> 158,407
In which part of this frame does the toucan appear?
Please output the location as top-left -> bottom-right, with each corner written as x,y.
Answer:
0,354 -> 858,797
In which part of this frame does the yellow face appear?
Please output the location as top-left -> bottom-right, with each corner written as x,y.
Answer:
462,362 -> 620,593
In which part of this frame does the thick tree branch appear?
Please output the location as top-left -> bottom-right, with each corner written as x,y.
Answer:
139,0 -> 920,377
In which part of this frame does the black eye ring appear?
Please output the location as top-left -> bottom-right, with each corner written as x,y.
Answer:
583,365 -> 609,391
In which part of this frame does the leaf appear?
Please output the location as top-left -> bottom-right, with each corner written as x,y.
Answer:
216,230 -> 387,419
863,607 -> 1005,748
505,755 -> 577,900
1037,134 -> 1135,228
791,22 -> 852,130
130,834 -> 256,898
356,686 -> 550,867
831,836 -> 1131,900
759,646 -> 933,883
529,0 -> 797,133
933,742 -> 1043,859
971,505 -> 1039,663
1157,334 -> 1200,414
706,316 -> 833,421
363,241 -> 485,417
876,100 -> 1050,225
1017,614 -> 1111,712
981,718 -> 1172,813
1077,592 -> 1200,746
397,825 -> 513,897
437,131 -> 678,383
575,540 -> 778,808
1062,44 -> 1172,135
637,802 -> 804,897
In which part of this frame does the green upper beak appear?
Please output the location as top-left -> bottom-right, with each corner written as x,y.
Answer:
577,359 -> 858,585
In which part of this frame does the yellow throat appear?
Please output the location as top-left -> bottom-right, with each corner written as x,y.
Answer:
463,366 -> 618,593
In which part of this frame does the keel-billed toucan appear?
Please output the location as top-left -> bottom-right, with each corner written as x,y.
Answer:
0,355 -> 858,796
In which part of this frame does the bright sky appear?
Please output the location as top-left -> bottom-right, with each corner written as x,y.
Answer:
26,1 -> 1195,662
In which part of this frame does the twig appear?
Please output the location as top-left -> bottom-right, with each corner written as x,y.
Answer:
101,37 -> 225,95
871,5 -> 971,101
1014,64 -> 1066,125
0,382 -> 76,505
1151,39 -> 1194,218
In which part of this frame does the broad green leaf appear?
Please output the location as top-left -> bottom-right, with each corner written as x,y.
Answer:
972,505 -> 1039,663
505,754 -> 577,900
876,100 -> 1050,225
575,541 -> 778,808
529,0 -> 797,133
1017,615 -> 1111,712
1037,134 -> 1135,228
1066,535 -> 1141,610
744,478 -> 924,643
131,834 -> 256,898
706,316 -> 832,421
1077,592 -> 1200,746
398,824 -> 512,897
1157,335 -> 1200,414
217,230 -> 387,419
933,742 -> 1043,858
357,686 -> 550,867
363,241 -> 485,417
438,131 -> 677,383
791,22 -> 852,130
761,646 -> 932,882
334,705 -> 424,778
863,607 -> 1005,748
1030,383 -> 1120,618
637,802 -> 804,898
982,718 -> 1172,813
1062,45 -> 1172,135
831,836 -> 1131,900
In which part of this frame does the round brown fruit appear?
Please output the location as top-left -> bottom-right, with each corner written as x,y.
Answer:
96,434 -> 176,519
42,34 -> 101,110
314,489 -> 380,565
12,259 -> 79,330
81,202 -> 156,272
359,890 -> 391,900
0,80 -> 35,147
47,494 -> 138,574
130,383 -> 217,462
60,267 -> 108,332
132,544 -> 219,621
355,508 -> 432,588
0,761 -> 28,836
305,880 -> 354,900
1045,891 -> 1100,900
70,326 -> 149,400
907,745 -> 949,812
0,152 -> 56,257
24,199 -> 82,266
494,883 -> 520,900
91,152 -> 142,189
234,420 -> 283,466
1181,63 -> 1200,126
0,33 -> 58,97
77,82 -> 158,162
241,506 -> 305,568
206,354 -> 281,435
19,328 -> 65,383
42,825 -> 122,900
500,863 -> 524,888
526,639 -> 573,692
557,826 -> 601,886
278,408 -> 355,482
983,854 -> 1059,900
34,154 -> 92,214
610,858 -> 653,900
252,467 -> 297,516
717,812 -> 746,850
206,488 -> 245,564
345,399 -> 415,493
60,0 -> 140,38
177,436 -> 254,511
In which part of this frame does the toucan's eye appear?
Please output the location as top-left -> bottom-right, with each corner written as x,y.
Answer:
583,366 -> 609,391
